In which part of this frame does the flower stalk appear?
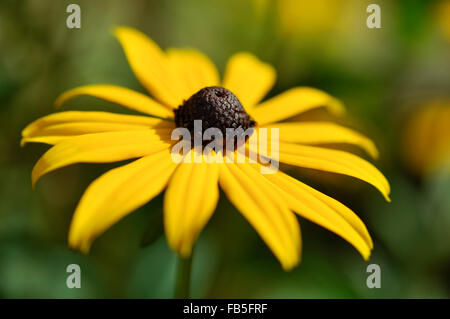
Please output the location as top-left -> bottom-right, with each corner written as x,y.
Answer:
174,253 -> 193,299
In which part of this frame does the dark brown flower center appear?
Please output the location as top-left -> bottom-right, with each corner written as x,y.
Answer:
174,86 -> 256,146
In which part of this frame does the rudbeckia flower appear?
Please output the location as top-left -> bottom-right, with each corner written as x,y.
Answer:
22,27 -> 390,270
402,100 -> 450,175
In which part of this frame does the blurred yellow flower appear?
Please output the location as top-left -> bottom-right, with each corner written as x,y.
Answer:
276,0 -> 343,36
436,0 -> 450,41
402,100 -> 450,175
22,27 -> 389,269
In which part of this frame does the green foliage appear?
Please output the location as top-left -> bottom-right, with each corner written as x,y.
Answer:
1,0 -> 449,298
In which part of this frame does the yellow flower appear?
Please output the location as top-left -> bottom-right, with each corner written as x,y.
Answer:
436,0 -> 450,41
22,27 -> 390,270
402,100 -> 450,175
276,0 -> 343,36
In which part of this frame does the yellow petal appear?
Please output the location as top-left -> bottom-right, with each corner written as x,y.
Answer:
167,48 -> 220,99
113,26 -> 186,107
55,85 -> 174,119
69,149 -> 177,253
222,52 -> 276,109
22,136 -> 72,146
260,122 -> 379,159
21,111 -> 174,146
249,163 -> 373,259
251,87 -> 344,125
21,124 -> 173,146
31,130 -> 172,187
23,111 -> 170,133
276,142 -> 390,201
219,161 -> 301,270
23,122 -> 166,143
164,150 -> 219,257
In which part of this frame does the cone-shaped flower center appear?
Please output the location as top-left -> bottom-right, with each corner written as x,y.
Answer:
174,87 -> 255,139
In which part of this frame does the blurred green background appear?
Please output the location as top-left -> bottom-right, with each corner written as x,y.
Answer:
1,0 -> 450,298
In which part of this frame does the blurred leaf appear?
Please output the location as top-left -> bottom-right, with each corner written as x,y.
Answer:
140,211 -> 164,248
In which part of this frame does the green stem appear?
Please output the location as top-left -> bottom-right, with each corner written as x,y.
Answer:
174,253 -> 193,299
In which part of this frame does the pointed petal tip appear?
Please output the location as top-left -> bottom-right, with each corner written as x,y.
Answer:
31,178 -> 38,189
178,247 -> 193,260
331,98 -> 346,115
80,245 -> 90,255
168,237 -> 193,259
31,170 -> 38,189
362,250 -> 372,262
367,234 -> 374,250
282,265 -> 294,272
21,126 -> 31,138
111,26 -> 144,42
382,184 -> 391,203
54,92 -> 66,108
68,231 -> 92,255
359,242 -> 373,261
367,142 -> 379,160
111,25 -> 128,37
281,256 -> 301,272
69,243 -> 91,255
280,246 -> 302,271
31,165 -> 41,189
